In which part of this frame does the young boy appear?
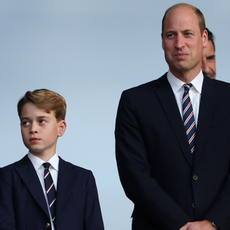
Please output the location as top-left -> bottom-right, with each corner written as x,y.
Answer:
0,89 -> 104,230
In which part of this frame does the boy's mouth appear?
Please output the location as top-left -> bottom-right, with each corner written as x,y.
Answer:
29,138 -> 40,142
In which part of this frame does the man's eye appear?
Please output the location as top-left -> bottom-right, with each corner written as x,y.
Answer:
207,56 -> 215,61
167,34 -> 174,38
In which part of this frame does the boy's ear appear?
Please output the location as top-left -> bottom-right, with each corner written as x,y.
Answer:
57,120 -> 67,137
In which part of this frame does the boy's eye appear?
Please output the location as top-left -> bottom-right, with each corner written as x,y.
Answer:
21,121 -> 30,126
39,120 -> 46,124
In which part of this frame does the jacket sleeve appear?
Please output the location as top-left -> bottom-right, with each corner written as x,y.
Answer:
0,167 -> 17,230
84,171 -> 105,230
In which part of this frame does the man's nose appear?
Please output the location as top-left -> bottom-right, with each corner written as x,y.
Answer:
175,34 -> 185,49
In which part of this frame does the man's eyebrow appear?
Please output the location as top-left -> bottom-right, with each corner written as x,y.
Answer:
207,55 -> 215,59
164,29 -> 193,34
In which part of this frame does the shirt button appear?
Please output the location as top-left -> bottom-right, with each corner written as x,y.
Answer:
193,175 -> 198,180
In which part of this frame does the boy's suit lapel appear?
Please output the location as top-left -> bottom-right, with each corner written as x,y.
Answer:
15,155 -> 50,218
15,156 -> 80,220
56,158 -> 77,217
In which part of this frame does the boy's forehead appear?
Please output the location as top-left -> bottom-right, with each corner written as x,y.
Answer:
20,102 -> 52,118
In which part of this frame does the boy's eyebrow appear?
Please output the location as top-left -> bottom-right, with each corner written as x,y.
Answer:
20,115 -> 50,120
37,116 -> 50,119
20,116 -> 30,120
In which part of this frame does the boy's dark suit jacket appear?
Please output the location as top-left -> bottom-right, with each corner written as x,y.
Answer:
115,74 -> 230,230
0,155 -> 104,230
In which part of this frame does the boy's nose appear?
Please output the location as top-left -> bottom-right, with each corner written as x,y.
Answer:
30,123 -> 38,133
30,130 -> 38,134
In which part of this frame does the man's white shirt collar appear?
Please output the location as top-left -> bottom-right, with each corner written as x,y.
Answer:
167,70 -> 203,94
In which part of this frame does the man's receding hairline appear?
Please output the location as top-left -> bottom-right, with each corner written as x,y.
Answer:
162,3 -> 204,35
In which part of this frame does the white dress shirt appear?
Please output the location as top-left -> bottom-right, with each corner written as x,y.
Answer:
28,152 -> 59,230
167,70 -> 204,126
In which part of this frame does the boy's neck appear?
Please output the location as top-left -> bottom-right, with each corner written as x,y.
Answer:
30,151 -> 56,162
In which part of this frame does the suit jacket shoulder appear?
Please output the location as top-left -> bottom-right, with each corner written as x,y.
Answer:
122,73 -> 168,95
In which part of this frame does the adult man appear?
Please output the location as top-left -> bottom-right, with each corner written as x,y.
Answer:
202,28 -> 216,79
115,3 -> 230,230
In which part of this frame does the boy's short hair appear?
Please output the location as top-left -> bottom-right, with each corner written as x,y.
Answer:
17,89 -> 66,121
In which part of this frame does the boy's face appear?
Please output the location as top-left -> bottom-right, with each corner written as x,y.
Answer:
20,102 -> 66,160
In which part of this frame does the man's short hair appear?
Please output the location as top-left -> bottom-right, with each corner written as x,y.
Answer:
162,3 -> 206,35
206,27 -> 215,51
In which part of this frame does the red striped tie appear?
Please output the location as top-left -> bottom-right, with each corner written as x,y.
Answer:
182,83 -> 196,153
43,163 -> 56,224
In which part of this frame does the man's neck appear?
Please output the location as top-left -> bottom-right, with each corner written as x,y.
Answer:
170,68 -> 202,83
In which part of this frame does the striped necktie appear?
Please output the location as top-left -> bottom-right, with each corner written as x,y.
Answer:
182,83 -> 196,153
43,162 -> 56,223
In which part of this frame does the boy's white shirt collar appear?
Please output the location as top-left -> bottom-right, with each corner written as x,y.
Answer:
28,152 -> 59,171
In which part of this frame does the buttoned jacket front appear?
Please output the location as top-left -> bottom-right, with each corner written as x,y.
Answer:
115,74 -> 230,230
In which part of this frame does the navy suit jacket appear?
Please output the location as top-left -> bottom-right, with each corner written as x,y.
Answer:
0,155 -> 104,230
115,74 -> 230,230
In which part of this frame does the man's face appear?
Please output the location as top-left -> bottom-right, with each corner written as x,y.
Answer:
202,40 -> 216,79
162,6 -> 207,79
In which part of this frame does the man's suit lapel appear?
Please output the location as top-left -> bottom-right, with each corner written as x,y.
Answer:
56,158 -> 76,217
15,155 -> 49,218
154,74 -> 193,166
194,77 -> 218,164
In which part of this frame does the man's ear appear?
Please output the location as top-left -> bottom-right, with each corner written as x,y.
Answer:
57,120 -> 67,137
202,29 -> 208,48
161,33 -> 165,50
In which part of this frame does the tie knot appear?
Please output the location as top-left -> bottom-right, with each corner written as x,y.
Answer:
184,83 -> 192,93
43,162 -> 51,169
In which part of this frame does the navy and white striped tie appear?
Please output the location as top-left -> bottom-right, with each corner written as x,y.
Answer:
182,83 -> 196,153
43,162 -> 56,223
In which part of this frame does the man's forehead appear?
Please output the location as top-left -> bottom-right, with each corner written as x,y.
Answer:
164,7 -> 198,26
163,13 -> 200,36
165,5 -> 194,17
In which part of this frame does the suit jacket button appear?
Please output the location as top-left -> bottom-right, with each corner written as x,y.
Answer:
192,203 -> 195,208
45,223 -> 51,228
193,175 -> 198,180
